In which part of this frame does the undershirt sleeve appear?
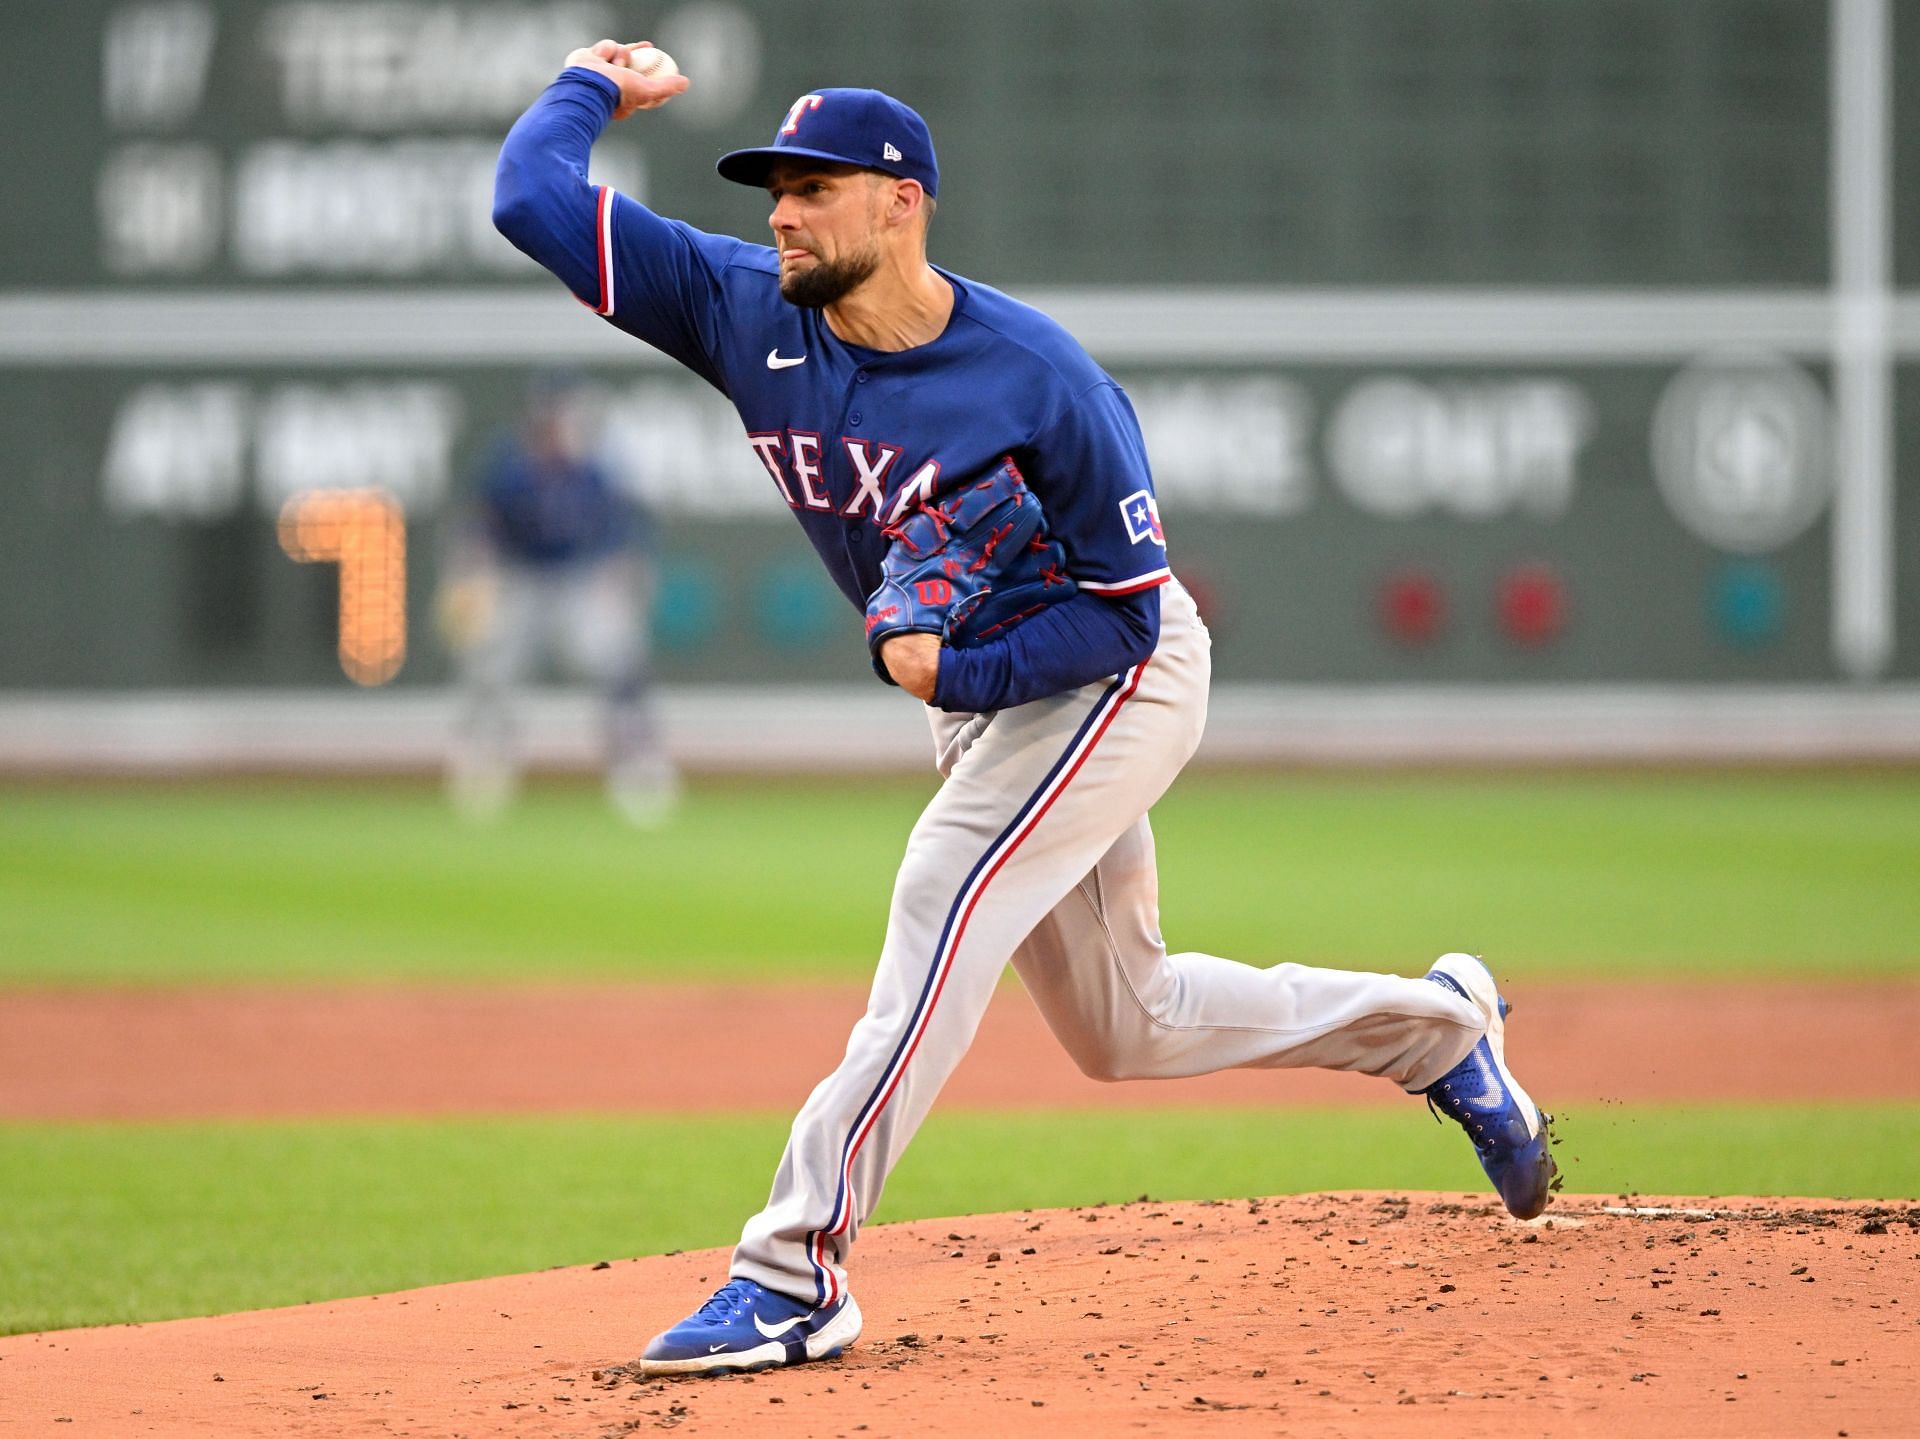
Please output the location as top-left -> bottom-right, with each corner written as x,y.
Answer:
931,586 -> 1160,713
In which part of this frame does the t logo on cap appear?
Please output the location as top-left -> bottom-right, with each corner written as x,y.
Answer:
780,94 -> 824,136
717,87 -> 940,199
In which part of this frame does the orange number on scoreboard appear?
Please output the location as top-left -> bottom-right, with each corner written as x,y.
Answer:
277,488 -> 407,686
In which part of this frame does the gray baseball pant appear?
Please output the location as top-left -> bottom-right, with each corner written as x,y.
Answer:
730,580 -> 1486,1306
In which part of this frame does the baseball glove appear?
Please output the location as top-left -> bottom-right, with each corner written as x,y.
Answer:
864,457 -> 1077,681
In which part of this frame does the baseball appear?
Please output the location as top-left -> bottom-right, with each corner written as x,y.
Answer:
624,45 -> 679,82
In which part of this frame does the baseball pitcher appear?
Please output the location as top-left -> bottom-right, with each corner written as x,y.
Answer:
494,42 -> 1555,1376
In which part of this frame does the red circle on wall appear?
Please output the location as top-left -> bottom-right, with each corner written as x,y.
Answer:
1379,569 -> 1445,645
1497,563 -> 1566,646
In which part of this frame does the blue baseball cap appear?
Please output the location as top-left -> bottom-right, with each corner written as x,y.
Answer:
717,88 -> 938,198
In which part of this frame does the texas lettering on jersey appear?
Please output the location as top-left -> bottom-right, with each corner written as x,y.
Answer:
747,431 -> 937,523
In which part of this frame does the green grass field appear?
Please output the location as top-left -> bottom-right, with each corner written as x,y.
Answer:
4,1104 -> 1916,1337
4,771 -> 1918,982
4,771 -> 1916,1336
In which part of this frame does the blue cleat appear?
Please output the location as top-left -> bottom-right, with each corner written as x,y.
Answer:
1422,953 -> 1556,1220
637,1278 -> 862,1378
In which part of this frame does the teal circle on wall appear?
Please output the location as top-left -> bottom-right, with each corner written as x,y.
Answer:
757,559 -> 841,648
1710,561 -> 1785,649
655,560 -> 721,651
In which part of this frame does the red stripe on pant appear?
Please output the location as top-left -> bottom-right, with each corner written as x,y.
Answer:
806,661 -> 1150,1307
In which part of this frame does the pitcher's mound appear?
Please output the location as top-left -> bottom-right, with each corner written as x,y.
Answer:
4,1192 -> 1915,1437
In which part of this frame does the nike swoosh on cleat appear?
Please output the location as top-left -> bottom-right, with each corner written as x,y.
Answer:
707,1343 -> 728,1353
766,350 -> 807,370
1463,1060 -> 1505,1109
751,1311 -> 808,1339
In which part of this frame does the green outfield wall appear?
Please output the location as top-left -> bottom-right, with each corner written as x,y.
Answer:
2,1 -> 1914,692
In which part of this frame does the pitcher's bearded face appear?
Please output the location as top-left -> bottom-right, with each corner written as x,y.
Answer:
766,162 -> 887,309
778,242 -> 882,308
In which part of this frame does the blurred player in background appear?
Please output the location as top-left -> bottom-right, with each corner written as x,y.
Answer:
437,372 -> 677,824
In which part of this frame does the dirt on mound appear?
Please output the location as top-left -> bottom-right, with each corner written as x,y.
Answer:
4,1192 -> 1916,1438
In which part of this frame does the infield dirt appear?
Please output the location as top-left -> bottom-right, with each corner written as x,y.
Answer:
4,1192 -> 1916,1437
6,980 -> 1918,1117
7,980 -> 1919,1434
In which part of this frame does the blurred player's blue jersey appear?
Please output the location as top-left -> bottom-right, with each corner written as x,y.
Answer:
496,70 -> 1169,615
477,436 -> 635,568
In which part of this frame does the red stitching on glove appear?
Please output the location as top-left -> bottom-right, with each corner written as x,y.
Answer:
968,521 -> 1016,574
878,520 -> 920,554
881,500 -> 953,557
974,602 -> 1049,639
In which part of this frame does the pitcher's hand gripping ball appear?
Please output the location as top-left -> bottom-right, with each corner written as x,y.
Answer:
564,40 -> 686,118
864,459 -> 1078,682
621,44 -> 679,81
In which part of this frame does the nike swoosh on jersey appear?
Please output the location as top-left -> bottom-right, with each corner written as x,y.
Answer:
751,1311 -> 808,1339
766,349 -> 807,370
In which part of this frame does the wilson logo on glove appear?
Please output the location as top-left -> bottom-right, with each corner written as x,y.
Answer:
863,457 -> 1079,685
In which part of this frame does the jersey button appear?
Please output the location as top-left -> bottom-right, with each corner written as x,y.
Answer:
855,371 -> 869,383
848,412 -> 863,425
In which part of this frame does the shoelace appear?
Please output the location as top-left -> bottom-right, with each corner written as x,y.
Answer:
1422,967 -> 1493,1143
692,1279 -> 757,1321
1425,1083 -> 1494,1152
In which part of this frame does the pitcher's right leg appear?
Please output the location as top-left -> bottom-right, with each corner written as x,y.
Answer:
1012,817 -> 1486,1090
1011,819 -> 1556,1215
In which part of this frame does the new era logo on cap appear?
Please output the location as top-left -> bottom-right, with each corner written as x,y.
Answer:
716,88 -> 940,197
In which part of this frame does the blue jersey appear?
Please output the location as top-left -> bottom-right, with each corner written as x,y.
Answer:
476,433 -> 635,568
496,71 -> 1171,708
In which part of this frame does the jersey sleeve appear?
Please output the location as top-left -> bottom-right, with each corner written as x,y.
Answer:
493,68 -> 744,391
592,191 -> 746,390
1023,381 -> 1172,596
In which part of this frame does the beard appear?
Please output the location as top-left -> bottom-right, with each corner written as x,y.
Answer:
779,243 -> 881,308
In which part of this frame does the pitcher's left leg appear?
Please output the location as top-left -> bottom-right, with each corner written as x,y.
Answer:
639,661 -> 1200,1376
728,662 -> 1198,1299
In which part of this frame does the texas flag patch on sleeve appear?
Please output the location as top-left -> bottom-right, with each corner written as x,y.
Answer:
1119,489 -> 1164,546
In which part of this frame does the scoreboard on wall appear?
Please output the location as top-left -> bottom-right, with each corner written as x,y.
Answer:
1,0 -> 1914,689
